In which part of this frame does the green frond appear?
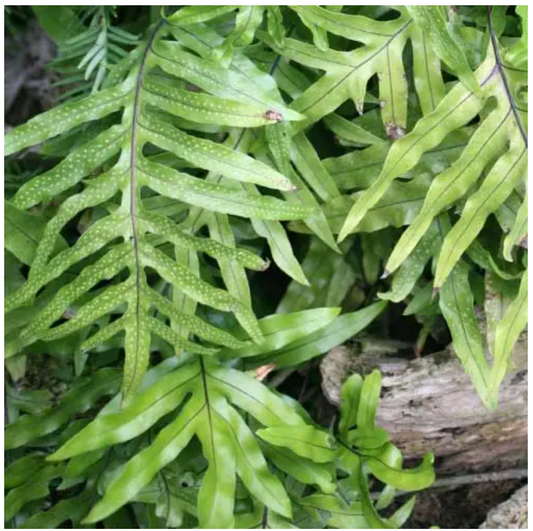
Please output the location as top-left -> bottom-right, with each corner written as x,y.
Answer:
44,6 -> 141,94
47,357 -> 321,527
4,6 -> 527,528
4,19 -> 316,401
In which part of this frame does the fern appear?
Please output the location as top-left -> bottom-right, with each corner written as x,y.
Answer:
5,305 -> 392,527
242,370 -> 434,528
264,6 -> 446,135
42,6 -> 140,97
4,5 -> 528,528
261,5 -> 525,406
4,15 -> 314,402
52,357 -> 316,527
333,6 -> 527,406
5,11 -> 393,525
380,9 -> 527,284
5,335 -> 433,529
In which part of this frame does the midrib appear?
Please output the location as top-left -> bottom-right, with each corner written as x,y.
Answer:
125,20 -> 166,397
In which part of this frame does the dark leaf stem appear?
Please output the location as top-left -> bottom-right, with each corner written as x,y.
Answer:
487,6 -> 528,147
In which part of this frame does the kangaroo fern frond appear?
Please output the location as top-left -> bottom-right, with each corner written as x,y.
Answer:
36,305 -> 376,528
4,18 -> 311,402
326,8 -> 528,407
4,6 -> 527,528
5,301 -> 411,528
266,6 -> 444,135
342,8 -> 527,270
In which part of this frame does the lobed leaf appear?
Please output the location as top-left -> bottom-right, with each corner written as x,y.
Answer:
407,6 -> 478,93
6,369 -> 121,449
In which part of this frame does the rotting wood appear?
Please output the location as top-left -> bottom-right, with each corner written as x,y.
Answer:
480,485 -> 527,529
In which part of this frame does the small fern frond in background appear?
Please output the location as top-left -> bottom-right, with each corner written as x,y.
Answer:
35,6 -> 140,97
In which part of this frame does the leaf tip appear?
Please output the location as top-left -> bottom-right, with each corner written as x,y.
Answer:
254,362 -> 277,381
385,123 -> 406,140
336,230 -> 348,244
45,452 -> 62,463
331,306 -> 342,314
81,511 -> 98,525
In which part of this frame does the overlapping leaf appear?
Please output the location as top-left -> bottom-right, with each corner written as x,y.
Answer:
5,6 -> 527,529
343,8 -> 527,285
256,369 -> 435,529
336,371 -> 435,527
5,303 -> 386,527
264,6 -> 445,135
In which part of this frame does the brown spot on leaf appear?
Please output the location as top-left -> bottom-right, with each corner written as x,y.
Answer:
385,123 -> 406,140
265,110 -> 283,122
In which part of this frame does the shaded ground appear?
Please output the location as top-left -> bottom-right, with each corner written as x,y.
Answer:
5,18 -> 57,128
408,480 -> 526,529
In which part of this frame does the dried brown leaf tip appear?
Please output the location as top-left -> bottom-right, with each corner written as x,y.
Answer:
380,269 -> 390,280
254,362 -> 277,381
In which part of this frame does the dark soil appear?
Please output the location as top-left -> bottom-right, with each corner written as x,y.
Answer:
408,480 -> 527,529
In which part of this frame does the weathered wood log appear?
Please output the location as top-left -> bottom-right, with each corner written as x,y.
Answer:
320,333 -> 527,474
480,485 -> 527,529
